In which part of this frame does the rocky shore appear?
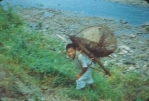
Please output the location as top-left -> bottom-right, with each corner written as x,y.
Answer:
105,0 -> 149,7
15,7 -> 149,79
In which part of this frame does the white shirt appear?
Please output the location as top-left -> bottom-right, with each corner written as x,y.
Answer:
73,51 -> 94,70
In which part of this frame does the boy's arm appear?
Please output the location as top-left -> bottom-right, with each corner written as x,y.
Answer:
76,54 -> 90,80
76,67 -> 88,80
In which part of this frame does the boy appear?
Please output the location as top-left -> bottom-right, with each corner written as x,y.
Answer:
66,43 -> 94,90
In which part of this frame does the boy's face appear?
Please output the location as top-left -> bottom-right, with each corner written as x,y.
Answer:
66,47 -> 76,59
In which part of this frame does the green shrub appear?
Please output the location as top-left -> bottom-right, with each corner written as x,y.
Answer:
145,26 -> 149,31
0,6 -> 22,31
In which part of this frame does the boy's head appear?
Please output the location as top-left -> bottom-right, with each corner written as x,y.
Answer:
66,43 -> 76,59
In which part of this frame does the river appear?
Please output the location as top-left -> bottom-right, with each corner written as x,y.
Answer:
1,0 -> 149,26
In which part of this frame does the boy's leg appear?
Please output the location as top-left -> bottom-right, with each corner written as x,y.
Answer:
86,74 -> 94,89
76,69 -> 93,90
76,78 -> 86,90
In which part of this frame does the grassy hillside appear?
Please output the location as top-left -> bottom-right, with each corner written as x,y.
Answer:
0,6 -> 149,101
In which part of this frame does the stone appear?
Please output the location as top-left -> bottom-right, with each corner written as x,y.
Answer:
118,50 -> 128,55
124,61 -> 136,65
104,61 -> 109,66
142,65 -> 148,71
142,48 -> 147,51
45,25 -> 49,29
119,20 -> 128,24
128,66 -> 135,70
119,45 -> 131,51
118,45 -> 133,54
137,32 -> 143,36
138,41 -> 144,44
129,34 -> 136,38
141,58 -> 148,61
116,62 -> 123,66
136,54 -> 148,58
130,46 -> 136,49
109,53 -> 117,58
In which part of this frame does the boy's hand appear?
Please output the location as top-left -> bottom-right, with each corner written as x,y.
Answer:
76,74 -> 81,80
76,68 -> 88,80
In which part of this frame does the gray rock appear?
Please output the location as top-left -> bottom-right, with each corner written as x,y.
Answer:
128,66 -> 135,70
118,45 -> 133,55
141,58 -> 148,61
123,61 -> 136,65
136,54 -> 148,59
120,20 -> 128,24
142,48 -> 147,51
129,34 -> 136,38
130,46 -> 136,49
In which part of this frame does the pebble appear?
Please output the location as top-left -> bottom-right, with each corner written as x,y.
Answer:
128,66 -> 135,70
118,45 -> 133,54
130,46 -> 136,49
109,53 -> 117,58
129,34 -> 136,38
142,48 -> 147,51
141,58 -> 148,61
124,61 -> 136,65
120,20 -> 128,24
136,54 -> 148,58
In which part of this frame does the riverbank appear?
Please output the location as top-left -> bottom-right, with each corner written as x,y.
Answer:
15,7 -> 149,77
0,4 -> 149,101
1,0 -> 149,26
105,0 -> 149,7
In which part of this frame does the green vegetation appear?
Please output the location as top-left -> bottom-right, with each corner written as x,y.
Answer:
0,7 -> 149,101
145,26 -> 149,31
0,6 -> 22,31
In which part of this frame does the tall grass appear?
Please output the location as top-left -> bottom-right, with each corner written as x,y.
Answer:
0,6 -> 149,101
0,6 -> 74,87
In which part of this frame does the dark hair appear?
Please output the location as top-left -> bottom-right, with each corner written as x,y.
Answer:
66,43 -> 76,50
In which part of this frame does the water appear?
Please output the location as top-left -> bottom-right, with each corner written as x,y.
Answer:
1,0 -> 149,26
